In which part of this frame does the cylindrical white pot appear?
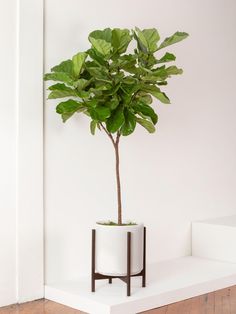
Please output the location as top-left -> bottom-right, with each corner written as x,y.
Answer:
95,223 -> 144,276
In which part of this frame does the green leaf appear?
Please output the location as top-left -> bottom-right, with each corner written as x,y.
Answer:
56,99 -> 83,114
156,52 -> 176,64
107,97 -> 119,110
72,52 -> 87,77
90,120 -> 97,135
111,28 -> 132,54
89,106 -> 111,121
142,85 -> 170,104
89,38 -> 112,56
86,66 -> 110,82
44,72 -> 74,86
120,108 -> 136,136
61,112 -> 74,123
51,60 -> 73,76
88,48 -> 108,66
136,117 -> 155,133
133,102 -> 158,124
106,105 -> 125,133
166,66 -> 183,75
75,78 -> 91,90
137,92 -> 153,105
135,28 -> 160,52
158,31 -> 189,50
122,76 -> 138,85
89,28 -> 112,43
48,83 -> 77,99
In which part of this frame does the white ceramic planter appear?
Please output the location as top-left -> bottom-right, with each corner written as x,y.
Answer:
95,223 -> 144,276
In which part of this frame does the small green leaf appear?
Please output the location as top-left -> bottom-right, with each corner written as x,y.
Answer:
133,102 -> 158,124
56,99 -> 83,114
106,105 -> 125,133
86,66 -> 110,82
89,38 -> 112,56
120,109 -> 136,136
136,117 -> 156,133
156,52 -> 176,64
72,52 -> 87,77
75,78 -> 91,90
142,85 -> 170,104
44,72 -> 74,86
166,66 -> 183,75
89,106 -> 111,121
48,83 -> 77,99
51,60 -> 73,76
90,120 -> 97,135
112,28 -> 132,54
61,112 -> 74,123
107,97 -> 119,110
137,92 -> 153,105
158,31 -> 189,50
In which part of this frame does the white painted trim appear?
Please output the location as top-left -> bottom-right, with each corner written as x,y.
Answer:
16,0 -> 44,302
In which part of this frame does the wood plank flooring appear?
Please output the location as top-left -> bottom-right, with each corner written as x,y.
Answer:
1,286 -> 236,314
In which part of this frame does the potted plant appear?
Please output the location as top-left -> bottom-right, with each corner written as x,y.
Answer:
44,27 -> 188,292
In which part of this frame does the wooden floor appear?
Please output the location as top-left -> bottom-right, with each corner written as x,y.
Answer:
1,286 -> 236,313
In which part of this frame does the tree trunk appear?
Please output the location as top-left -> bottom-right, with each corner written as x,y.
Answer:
114,138 -> 122,225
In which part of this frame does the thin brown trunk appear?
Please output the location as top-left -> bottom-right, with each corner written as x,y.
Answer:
100,123 -> 122,225
114,135 -> 122,225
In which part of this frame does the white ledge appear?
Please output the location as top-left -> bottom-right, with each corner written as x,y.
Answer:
45,256 -> 236,314
192,215 -> 236,263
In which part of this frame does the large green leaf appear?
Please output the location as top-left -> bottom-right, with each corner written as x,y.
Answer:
44,72 -> 74,86
106,105 -> 125,133
75,78 -> 91,90
72,52 -> 87,77
158,31 -> 189,50
136,117 -> 155,133
89,106 -> 111,121
120,108 -> 136,136
112,29 -> 132,54
86,66 -> 110,82
89,38 -> 112,56
51,60 -> 73,76
88,48 -> 107,66
48,83 -> 77,99
156,52 -> 176,64
133,102 -> 158,124
142,85 -> 170,104
135,28 -> 160,52
89,28 -> 112,43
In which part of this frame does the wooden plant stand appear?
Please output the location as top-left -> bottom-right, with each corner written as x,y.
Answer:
91,226 -> 146,296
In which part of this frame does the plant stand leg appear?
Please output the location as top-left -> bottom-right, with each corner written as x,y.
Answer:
91,229 -> 96,292
127,231 -> 131,296
142,226 -> 146,287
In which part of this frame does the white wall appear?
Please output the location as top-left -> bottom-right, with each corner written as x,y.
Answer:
0,0 -> 44,306
0,0 -> 17,306
44,0 -> 236,283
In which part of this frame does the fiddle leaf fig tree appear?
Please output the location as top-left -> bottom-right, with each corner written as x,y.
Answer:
44,27 -> 188,225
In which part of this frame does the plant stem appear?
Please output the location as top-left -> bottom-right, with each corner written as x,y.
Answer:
100,123 -> 122,225
115,133 -> 122,225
